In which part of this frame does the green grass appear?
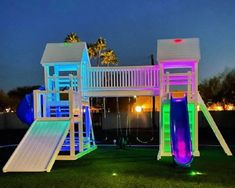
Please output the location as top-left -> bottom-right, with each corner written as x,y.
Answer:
1,146 -> 235,188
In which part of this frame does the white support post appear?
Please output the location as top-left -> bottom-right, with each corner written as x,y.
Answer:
42,93 -> 46,118
79,107 -> 84,153
166,72 -> 170,99
187,71 -> 192,100
44,65 -> 49,90
157,64 -> 164,160
198,94 -> 232,156
70,118 -> 75,157
69,74 -> 73,90
33,90 -> 38,120
194,63 -> 200,156
69,89 -> 75,157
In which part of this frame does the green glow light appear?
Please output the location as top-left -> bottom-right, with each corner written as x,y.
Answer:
64,42 -> 72,47
162,103 -> 196,153
189,171 -> 205,176
112,172 -> 118,176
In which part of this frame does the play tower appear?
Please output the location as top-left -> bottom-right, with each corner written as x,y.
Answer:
157,38 -> 200,160
3,43 -> 97,172
3,38 -> 232,172
157,38 -> 232,164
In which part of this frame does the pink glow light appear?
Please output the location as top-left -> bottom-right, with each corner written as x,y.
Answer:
178,141 -> 186,158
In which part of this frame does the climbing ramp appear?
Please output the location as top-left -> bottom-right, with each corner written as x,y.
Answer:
3,120 -> 70,172
198,94 -> 232,156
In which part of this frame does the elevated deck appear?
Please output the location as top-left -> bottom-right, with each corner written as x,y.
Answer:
84,65 -> 160,97
44,65 -> 197,97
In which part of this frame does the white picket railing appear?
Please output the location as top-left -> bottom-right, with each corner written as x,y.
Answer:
86,65 -> 160,90
161,71 -> 195,101
33,90 -> 81,119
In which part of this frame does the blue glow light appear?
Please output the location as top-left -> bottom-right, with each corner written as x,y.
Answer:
16,86 -> 44,125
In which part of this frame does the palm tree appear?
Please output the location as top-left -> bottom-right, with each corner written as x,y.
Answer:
64,32 -> 80,43
87,38 -> 106,66
96,37 -> 106,51
87,43 -> 97,59
95,37 -> 106,66
100,50 -> 118,65
100,49 -> 118,126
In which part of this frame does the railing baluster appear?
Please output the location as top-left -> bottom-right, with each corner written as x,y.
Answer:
134,70 -> 136,87
153,69 -> 156,87
92,70 -> 94,88
100,70 -> 102,88
111,69 -> 113,88
130,70 -> 133,87
135,70 -> 137,87
124,70 -> 126,87
137,69 -> 139,87
113,69 -> 116,87
138,69 -> 140,87
119,70 -> 121,88
97,70 -> 99,88
133,70 -> 135,87
89,70 -> 91,88
104,69 -> 106,88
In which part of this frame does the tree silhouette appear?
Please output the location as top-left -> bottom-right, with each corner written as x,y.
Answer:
64,32 -> 80,43
100,50 -> 118,65
199,69 -> 235,109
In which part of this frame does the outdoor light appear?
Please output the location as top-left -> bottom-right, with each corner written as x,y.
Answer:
5,108 -> 11,113
189,171 -> 205,176
227,105 -> 234,111
112,172 -> 118,176
197,105 -> 200,111
173,38 -> 183,44
135,106 -> 142,113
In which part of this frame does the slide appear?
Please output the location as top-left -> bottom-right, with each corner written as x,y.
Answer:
16,86 -> 44,125
3,120 -> 70,172
170,96 -> 193,166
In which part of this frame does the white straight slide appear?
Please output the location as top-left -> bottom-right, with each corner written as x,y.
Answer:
3,120 -> 70,172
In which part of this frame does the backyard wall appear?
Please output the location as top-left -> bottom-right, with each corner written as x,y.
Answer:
102,111 -> 235,129
0,111 -> 234,130
0,113 -> 28,130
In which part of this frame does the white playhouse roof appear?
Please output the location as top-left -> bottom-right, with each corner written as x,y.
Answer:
157,38 -> 200,62
40,42 -> 89,65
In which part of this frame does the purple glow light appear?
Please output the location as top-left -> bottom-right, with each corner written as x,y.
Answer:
178,141 -> 186,158
161,60 -> 197,69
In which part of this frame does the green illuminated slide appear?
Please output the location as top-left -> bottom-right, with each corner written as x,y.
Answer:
3,120 -> 70,172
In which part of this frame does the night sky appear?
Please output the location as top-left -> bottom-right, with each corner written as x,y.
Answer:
1,0 -> 235,91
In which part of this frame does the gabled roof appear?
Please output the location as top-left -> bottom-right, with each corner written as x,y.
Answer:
40,42 -> 88,64
157,38 -> 200,62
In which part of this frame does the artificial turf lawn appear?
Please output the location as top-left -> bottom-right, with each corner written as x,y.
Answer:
0,146 -> 235,188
